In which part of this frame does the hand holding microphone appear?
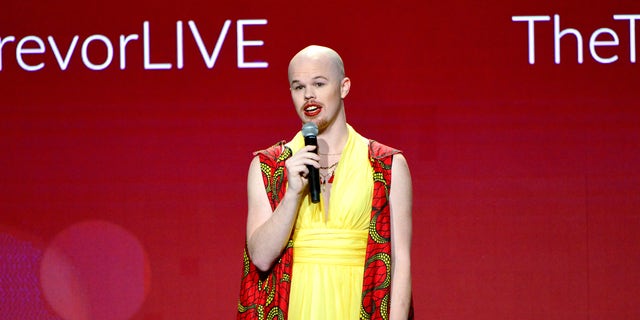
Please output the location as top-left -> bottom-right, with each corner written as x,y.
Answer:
301,122 -> 321,203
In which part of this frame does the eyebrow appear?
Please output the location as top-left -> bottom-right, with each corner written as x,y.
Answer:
290,76 -> 329,85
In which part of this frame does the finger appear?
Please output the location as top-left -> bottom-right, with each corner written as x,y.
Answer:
286,162 -> 310,176
288,154 -> 320,168
297,149 -> 321,161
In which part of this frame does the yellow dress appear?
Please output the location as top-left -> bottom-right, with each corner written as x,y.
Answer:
287,126 -> 373,320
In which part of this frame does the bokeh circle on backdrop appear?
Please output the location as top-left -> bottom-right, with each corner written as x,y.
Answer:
40,220 -> 150,320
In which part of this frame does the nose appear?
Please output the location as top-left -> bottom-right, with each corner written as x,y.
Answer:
304,87 -> 315,100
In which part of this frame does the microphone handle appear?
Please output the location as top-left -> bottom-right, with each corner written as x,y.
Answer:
304,135 -> 321,203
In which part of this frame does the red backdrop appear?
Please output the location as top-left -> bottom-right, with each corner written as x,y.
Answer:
1,1 -> 639,319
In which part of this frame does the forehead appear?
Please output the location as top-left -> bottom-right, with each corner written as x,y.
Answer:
288,55 -> 338,82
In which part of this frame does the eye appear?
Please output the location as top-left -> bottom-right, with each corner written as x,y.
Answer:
293,85 -> 304,91
314,82 -> 325,87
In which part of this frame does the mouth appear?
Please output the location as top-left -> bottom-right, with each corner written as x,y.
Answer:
303,102 -> 322,117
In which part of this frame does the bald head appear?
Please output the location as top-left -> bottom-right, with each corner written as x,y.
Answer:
288,45 -> 345,83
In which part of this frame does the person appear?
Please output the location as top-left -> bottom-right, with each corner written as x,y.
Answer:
237,45 -> 413,320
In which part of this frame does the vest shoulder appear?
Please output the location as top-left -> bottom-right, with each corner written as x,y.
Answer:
253,140 -> 289,161
368,140 -> 402,160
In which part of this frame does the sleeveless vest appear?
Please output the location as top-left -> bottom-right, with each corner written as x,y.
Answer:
237,140 -> 413,319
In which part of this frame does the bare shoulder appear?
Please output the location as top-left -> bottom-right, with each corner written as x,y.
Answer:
392,153 -> 411,181
249,154 -> 261,172
247,155 -> 265,196
390,153 -> 412,211
393,153 -> 409,167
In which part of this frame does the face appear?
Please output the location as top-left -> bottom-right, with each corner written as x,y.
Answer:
288,54 -> 350,132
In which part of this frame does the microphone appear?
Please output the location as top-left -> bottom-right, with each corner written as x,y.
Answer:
301,122 -> 320,203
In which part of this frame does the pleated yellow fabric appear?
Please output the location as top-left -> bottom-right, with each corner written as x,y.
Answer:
286,125 -> 373,319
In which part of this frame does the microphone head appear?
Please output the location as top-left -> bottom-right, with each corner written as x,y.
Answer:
301,122 -> 318,137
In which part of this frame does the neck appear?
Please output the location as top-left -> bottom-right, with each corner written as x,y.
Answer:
317,120 -> 348,156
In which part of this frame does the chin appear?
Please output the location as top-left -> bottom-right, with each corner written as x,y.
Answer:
315,119 -> 330,132
297,116 -> 329,133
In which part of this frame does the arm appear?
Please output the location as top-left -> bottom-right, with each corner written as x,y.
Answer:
246,145 -> 319,272
389,153 -> 413,319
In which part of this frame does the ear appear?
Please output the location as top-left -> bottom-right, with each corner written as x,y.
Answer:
340,77 -> 351,99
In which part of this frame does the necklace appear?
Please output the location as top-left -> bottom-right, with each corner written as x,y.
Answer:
319,161 -> 339,170
319,161 -> 338,192
319,152 -> 343,156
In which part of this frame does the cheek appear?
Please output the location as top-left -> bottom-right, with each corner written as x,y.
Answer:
291,93 -> 305,109
292,92 -> 304,102
290,91 -> 300,102
329,91 -> 342,102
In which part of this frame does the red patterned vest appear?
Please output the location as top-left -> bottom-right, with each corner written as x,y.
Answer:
237,140 -> 414,319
